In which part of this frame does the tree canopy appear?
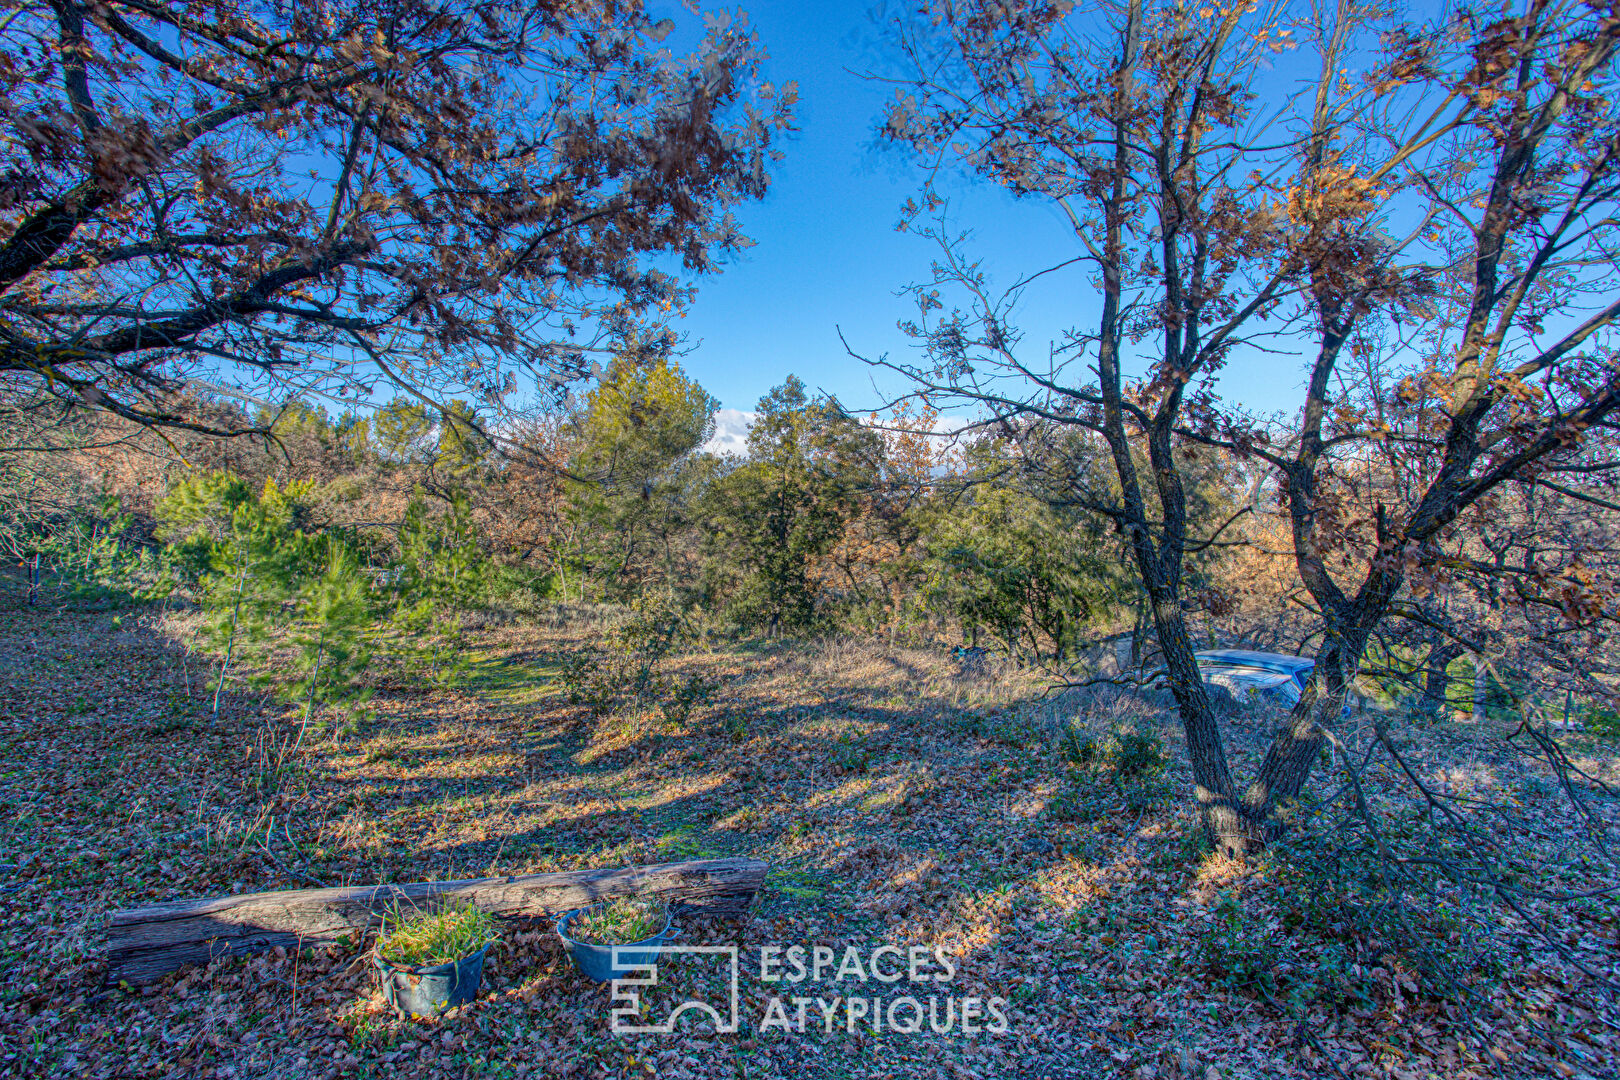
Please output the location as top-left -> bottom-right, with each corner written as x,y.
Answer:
0,0 -> 794,442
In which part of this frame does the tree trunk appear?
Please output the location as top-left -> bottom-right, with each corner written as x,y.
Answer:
1239,630 -> 1365,842
1420,641 -> 1465,718
213,547 -> 250,717
1146,591 -> 1251,856
1472,658 -> 1490,722
1241,682 -> 1336,838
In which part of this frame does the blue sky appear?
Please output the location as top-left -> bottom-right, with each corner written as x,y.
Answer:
660,0 -> 1322,446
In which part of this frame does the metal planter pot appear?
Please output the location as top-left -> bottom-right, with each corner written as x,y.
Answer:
376,941 -> 493,1017
555,906 -> 671,982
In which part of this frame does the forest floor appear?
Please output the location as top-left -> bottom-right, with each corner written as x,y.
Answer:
0,598 -> 1617,1079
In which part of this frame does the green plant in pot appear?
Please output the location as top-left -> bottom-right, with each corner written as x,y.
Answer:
555,895 -> 671,982
375,903 -> 499,1017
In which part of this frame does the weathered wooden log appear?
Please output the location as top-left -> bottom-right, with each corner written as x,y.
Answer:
107,856 -> 765,985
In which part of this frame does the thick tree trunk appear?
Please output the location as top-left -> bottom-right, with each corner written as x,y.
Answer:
1145,591 -> 1252,856
1240,632 -> 1365,841
1241,686 -> 1338,838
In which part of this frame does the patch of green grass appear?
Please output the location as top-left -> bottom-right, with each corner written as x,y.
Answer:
364,741 -> 403,763
1062,724 -> 1167,779
654,828 -> 709,860
1164,824 -> 1214,868
459,650 -> 566,705
830,733 -> 872,773
347,1012 -> 399,1051
717,806 -> 765,832
771,867 -> 827,900
566,896 -> 667,945
779,884 -> 825,900
377,903 -> 498,967
146,715 -> 193,736
1049,724 -> 1175,819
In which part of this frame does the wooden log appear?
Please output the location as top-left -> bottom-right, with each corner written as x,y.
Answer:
107,856 -> 765,986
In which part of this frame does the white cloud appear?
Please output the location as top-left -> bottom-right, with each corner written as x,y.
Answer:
704,407 -> 755,457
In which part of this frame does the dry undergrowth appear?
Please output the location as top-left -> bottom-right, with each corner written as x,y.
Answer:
0,601 -> 1615,1079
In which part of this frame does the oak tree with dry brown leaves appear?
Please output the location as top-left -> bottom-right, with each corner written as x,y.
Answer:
0,0 -> 793,444
867,0 -> 1620,855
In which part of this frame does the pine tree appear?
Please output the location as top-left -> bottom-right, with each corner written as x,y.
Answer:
158,474 -> 319,714
282,534 -> 376,753
387,492 -> 488,684
706,377 -> 878,636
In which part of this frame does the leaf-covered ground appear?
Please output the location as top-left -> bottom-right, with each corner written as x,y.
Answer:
0,600 -> 1616,1079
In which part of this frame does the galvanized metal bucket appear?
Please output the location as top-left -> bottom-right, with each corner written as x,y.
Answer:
376,941 -> 492,1017
555,907 -> 671,982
